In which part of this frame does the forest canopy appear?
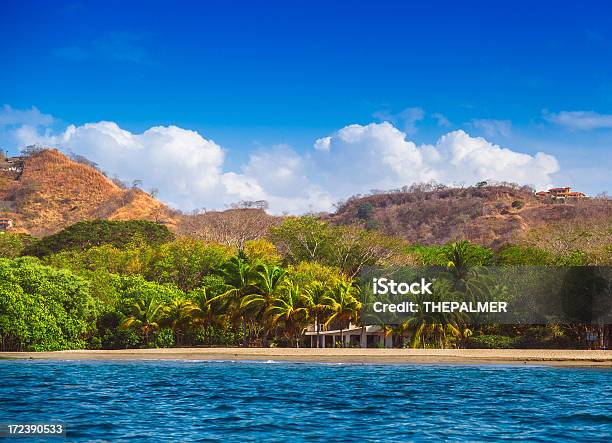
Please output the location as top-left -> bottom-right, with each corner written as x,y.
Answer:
0,216 -> 610,351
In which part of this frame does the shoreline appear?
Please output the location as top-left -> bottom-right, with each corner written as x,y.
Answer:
1,348 -> 611,367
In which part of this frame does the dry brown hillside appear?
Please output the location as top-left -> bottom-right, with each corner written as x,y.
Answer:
0,149 -> 177,236
326,183 -> 612,246
1,149 -> 610,247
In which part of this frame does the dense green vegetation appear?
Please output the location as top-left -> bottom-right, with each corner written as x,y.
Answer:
23,220 -> 174,257
0,216 -> 609,351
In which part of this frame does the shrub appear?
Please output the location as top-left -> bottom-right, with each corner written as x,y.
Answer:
150,328 -> 175,348
494,245 -> 551,265
356,202 -> 374,220
466,334 -> 517,349
365,219 -> 380,230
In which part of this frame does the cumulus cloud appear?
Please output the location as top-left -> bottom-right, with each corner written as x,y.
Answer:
544,110 -> 612,130
7,119 -> 333,213
3,106 -> 560,214
16,121 -> 231,208
313,123 -> 558,194
431,130 -> 558,188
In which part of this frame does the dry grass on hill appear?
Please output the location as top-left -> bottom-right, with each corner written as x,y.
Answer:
0,149 -> 177,236
327,183 -> 612,246
0,149 -> 277,241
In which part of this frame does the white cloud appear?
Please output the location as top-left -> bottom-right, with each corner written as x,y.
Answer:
544,110 -> 612,130
314,123 -> 558,194
7,119 -> 334,214
432,130 -> 558,188
313,136 -> 331,151
4,106 -> 561,214
471,119 -> 512,138
0,105 -> 54,127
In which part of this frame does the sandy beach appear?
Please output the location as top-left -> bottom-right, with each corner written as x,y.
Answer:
1,348 -> 611,367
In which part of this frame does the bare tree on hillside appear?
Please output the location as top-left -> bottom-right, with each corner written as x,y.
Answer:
229,200 -> 269,210
20,144 -> 46,157
178,208 -> 280,248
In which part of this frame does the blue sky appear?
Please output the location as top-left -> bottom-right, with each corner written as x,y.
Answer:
1,1 -> 611,212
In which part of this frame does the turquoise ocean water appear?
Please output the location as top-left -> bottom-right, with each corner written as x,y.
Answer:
0,360 -> 610,441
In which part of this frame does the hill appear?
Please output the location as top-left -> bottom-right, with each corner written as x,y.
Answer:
0,149 -> 281,242
326,183 -> 612,246
0,149 -> 177,236
1,149 -> 610,248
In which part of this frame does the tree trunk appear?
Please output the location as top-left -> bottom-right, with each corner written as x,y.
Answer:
315,314 -> 320,348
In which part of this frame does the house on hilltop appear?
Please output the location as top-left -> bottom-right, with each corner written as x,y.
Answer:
0,155 -> 24,179
0,217 -> 13,231
536,187 -> 586,200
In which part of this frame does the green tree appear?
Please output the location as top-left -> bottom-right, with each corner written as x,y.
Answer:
267,282 -> 309,347
0,233 -> 34,258
323,281 -> 361,347
270,216 -> 408,277
120,298 -> 168,346
400,278 -> 466,348
269,216 -> 334,263
0,258 -> 95,351
240,263 -> 287,346
148,238 -> 232,291
24,219 -> 174,257
164,297 -> 201,345
301,281 -> 332,348
441,240 -> 493,268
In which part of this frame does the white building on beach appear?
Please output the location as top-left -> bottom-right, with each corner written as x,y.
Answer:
304,323 -> 393,348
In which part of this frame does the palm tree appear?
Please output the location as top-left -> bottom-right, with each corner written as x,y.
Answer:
164,298 -> 200,345
267,282 -> 309,347
219,253 -> 257,295
323,281 -> 362,347
301,281 -> 332,348
120,298 -> 167,345
241,263 -> 287,346
212,254 -> 260,345
401,278 -> 466,348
